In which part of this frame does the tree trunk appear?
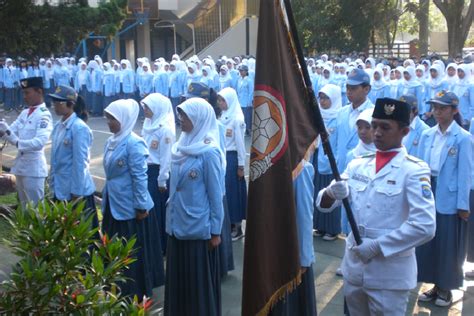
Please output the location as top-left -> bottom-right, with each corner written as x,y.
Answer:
433,0 -> 474,58
418,0 -> 429,55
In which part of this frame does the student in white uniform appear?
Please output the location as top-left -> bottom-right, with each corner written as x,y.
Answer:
217,87 -> 248,241
0,77 -> 53,207
316,98 -> 436,316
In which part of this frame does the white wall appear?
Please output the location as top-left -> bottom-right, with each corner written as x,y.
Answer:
199,16 -> 258,59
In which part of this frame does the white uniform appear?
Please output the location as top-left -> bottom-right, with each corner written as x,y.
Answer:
8,103 -> 53,206
317,148 -> 436,316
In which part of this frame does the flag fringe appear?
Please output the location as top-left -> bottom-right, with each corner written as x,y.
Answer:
256,269 -> 303,316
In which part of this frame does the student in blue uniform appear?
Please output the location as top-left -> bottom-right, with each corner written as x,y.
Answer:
313,83 -> 341,241
48,85 -> 97,226
102,99 -> 164,300
168,61 -> 183,122
423,64 -> 449,127
42,60 -> 55,106
401,66 -> 425,113
334,68 -> 374,172
152,62 -> 169,96
236,65 -> 253,135
140,93 -> 175,255
102,62 -> 116,108
88,60 -> 103,116
217,87 -> 247,241
218,65 -> 232,91
416,91 -> 472,307
368,68 -> 389,104
464,118 -> 474,279
452,64 -> 474,130
117,60 -> 135,99
3,58 -> 18,111
137,63 -> 154,99
74,61 -> 91,104
270,158 -> 317,316
401,94 -> 429,157
164,98 -> 224,316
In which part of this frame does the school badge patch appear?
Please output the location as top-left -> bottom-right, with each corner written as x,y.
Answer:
250,86 -> 287,181
63,138 -> 70,146
448,147 -> 457,157
226,128 -> 233,137
151,140 -> 159,150
117,159 -> 125,167
422,184 -> 431,198
188,168 -> 199,180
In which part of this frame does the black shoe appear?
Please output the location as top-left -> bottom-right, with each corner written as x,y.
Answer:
232,229 -> 244,241
418,286 -> 438,302
435,290 -> 452,307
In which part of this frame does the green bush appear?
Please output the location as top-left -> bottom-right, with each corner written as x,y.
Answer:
0,200 -> 150,315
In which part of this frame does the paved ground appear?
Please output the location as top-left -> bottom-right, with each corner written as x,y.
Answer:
1,109 -> 474,315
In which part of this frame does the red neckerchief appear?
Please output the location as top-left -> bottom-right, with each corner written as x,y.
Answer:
375,151 -> 398,173
27,106 -> 38,116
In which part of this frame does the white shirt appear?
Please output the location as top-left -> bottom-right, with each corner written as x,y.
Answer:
223,118 -> 246,166
430,120 -> 456,176
142,126 -> 175,187
349,99 -> 370,128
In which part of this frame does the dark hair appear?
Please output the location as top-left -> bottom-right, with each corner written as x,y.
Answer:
208,88 -> 222,118
454,112 -> 463,126
73,95 -> 88,122
396,121 -> 410,129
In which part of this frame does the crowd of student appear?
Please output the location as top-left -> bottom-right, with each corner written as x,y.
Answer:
0,50 -> 473,315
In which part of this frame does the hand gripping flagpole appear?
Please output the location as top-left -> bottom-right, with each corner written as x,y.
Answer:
283,0 -> 362,245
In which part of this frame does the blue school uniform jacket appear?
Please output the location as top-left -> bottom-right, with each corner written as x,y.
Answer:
317,118 -> 338,174
116,69 -> 135,94
237,76 -> 253,108
49,113 -> 95,200
102,133 -> 154,220
153,72 -> 169,96
294,160 -> 316,267
453,82 -> 474,123
417,122 -> 472,214
102,72 -> 115,97
403,116 -> 429,157
166,147 -> 224,240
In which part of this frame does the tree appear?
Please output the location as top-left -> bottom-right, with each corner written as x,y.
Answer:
433,0 -> 474,57
0,0 -> 128,58
418,0 -> 430,55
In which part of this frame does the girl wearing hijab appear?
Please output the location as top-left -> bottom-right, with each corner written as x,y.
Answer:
218,65 -> 232,91
388,66 -> 404,99
102,62 -> 116,108
153,62 -> 169,96
116,60 -> 135,99
236,65 -> 253,135
452,64 -> 474,129
445,63 -> 458,90
137,62 -> 154,99
87,60 -> 103,116
200,65 -> 214,88
53,59 -> 70,88
164,98 -> 224,316
102,99 -> 165,301
368,68 -> 389,104
335,63 -> 348,105
316,65 -> 335,93
49,85 -> 97,226
313,84 -> 342,240
74,61 -> 90,101
42,60 -> 55,106
168,61 -> 182,121
424,64 -> 449,126
186,62 -> 201,88
401,66 -> 425,116
140,93 -> 176,254
416,91 -> 472,307
217,87 -> 247,241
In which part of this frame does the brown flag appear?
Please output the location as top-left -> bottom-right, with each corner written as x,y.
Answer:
242,0 -> 319,315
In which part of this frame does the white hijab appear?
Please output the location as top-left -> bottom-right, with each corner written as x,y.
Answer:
141,93 -> 176,136
218,87 -> 245,126
444,63 -> 458,85
403,66 -> 422,88
171,98 -> 224,166
371,68 -> 388,90
456,63 -> 472,86
428,63 -> 446,88
319,83 -> 342,121
352,108 -> 376,157
104,99 -> 139,148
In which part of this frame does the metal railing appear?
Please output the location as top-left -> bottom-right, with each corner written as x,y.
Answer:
193,0 -> 259,54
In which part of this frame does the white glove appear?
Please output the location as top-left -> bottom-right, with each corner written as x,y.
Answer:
351,238 -> 381,264
5,131 -> 19,146
325,179 -> 349,200
0,120 -> 9,133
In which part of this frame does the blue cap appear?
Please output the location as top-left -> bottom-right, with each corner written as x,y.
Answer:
184,82 -> 211,99
426,90 -> 459,107
399,94 -> 418,110
49,85 -> 78,101
346,68 -> 370,85
238,64 -> 249,72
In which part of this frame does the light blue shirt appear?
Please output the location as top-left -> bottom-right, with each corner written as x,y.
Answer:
294,160 -> 315,267
153,72 -> 169,96
102,133 -> 154,220
166,147 -> 224,240
137,72 -> 154,96
403,116 -> 429,157
417,122 -> 472,214
237,76 -> 253,108
317,118 -> 338,174
50,113 -> 95,200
